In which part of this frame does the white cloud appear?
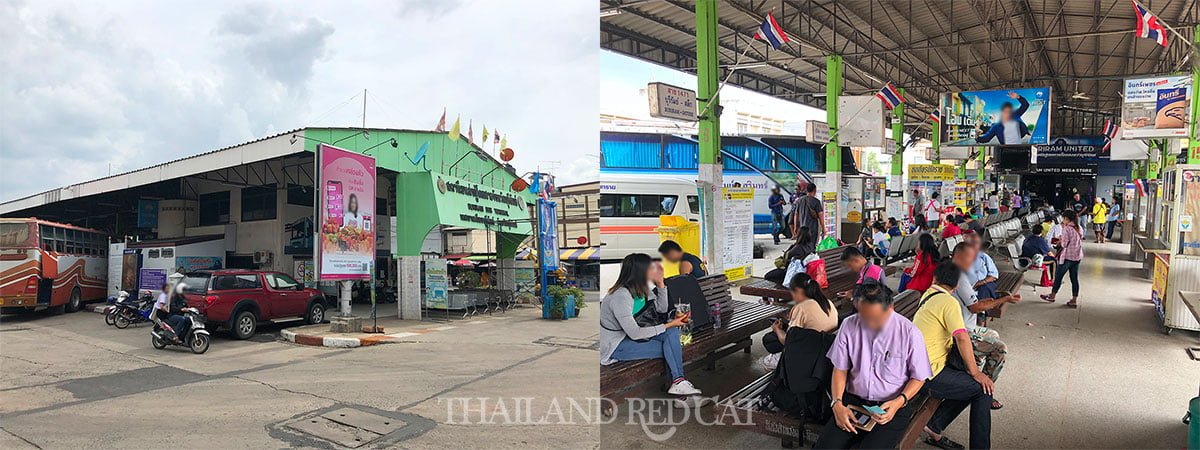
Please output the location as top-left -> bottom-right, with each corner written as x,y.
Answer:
0,0 -> 599,200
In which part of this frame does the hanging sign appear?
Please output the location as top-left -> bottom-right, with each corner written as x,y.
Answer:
940,87 -> 1051,146
1121,75 -> 1191,139
647,82 -> 697,122
909,164 -> 957,181
806,120 -> 831,144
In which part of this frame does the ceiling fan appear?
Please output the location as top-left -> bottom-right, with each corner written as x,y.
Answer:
1069,80 -> 1091,100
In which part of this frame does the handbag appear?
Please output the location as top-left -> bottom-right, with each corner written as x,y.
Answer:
805,259 -> 829,289
632,295 -> 671,329
782,258 -> 807,287
1040,265 -> 1054,287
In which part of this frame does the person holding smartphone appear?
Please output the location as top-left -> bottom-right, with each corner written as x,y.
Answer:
814,281 -> 932,449
599,253 -> 699,407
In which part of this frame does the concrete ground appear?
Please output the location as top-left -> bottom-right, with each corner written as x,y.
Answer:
600,238 -> 1200,449
0,297 -> 600,449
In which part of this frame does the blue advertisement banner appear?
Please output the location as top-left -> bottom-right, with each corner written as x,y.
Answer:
138,268 -> 167,291
137,199 -> 159,229
538,199 -> 560,270
1036,136 -> 1104,159
175,256 -> 222,272
940,87 -> 1051,147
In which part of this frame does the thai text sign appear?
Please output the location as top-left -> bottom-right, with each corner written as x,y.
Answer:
317,144 -> 376,281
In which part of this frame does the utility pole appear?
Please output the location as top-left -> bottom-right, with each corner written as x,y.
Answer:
890,88 -> 905,219
695,0 -> 723,275
825,55 -> 843,240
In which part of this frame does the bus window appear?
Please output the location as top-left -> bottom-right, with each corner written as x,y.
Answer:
687,195 -> 700,214
599,194 -> 679,217
0,222 -> 32,248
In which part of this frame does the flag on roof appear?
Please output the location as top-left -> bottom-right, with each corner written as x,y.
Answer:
876,82 -> 905,109
494,129 -> 500,144
468,120 -> 474,145
753,13 -> 789,50
500,135 -> 507,149
435,108 -> 447,132
481,125 -> 489,144
448,116 -> 461,141
928,109 -> 940,124
1132,0 -> 1169,47
1102,118 -> 1119,139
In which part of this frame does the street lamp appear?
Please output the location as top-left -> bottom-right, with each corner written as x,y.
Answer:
333,130 -> 369,145
362,138 -> 398,155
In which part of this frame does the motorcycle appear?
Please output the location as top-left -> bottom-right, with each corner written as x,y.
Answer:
151,308 -> 210,354
109,290 -> 154,329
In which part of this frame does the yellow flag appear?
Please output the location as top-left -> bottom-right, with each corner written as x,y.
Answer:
448,116 -> 461,141
481,126 -> 489,143
500,136 -> 507,149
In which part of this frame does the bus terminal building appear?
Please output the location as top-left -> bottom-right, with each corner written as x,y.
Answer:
0,127 -> 536,319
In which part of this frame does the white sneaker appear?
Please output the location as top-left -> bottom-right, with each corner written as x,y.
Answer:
667,379 -> 702,396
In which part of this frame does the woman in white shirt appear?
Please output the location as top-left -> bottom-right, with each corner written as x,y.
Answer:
343,194 -> 362,229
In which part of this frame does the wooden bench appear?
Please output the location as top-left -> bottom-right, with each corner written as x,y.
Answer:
600,274 -> 788,408
740,245 -> 863,305
717,290 -> 942,449
986,271 -> 1024,319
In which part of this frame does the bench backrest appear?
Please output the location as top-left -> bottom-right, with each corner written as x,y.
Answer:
893,289 -> 923,320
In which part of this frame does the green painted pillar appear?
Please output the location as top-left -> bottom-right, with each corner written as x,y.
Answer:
890,88 -> 905,177
695,0 -> 723,273
1148,141 -> 1162,179
958,160 -> 967,179
825,55 -> 843,239
976,147 -> 986,181
1190,25 -> 1200,164
931,121 -> 942,164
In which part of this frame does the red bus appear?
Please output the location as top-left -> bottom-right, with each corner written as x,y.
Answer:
0,218 -> 109,313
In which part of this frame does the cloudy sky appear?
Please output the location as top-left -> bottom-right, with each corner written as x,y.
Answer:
0,0 -> 599,200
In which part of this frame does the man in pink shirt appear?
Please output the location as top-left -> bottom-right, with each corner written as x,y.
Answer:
816,281 -> 933,449
835,247 -> 885,302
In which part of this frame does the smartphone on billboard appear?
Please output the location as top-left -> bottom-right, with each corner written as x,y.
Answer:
325,181 -> 344,227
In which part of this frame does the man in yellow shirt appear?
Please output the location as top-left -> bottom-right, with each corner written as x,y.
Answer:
1091,197 -> 1108,244
913,261 -> 994,450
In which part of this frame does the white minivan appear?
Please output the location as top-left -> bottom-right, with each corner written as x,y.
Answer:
598,176 -> 700,261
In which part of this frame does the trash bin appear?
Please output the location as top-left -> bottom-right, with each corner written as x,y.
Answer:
656,215 -> 701,278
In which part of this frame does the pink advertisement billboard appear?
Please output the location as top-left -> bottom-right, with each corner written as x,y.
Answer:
316,144 -> 375,280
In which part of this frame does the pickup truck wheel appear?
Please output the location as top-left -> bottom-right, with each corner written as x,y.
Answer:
230,310 -> 257,340
305,301 -> 326,325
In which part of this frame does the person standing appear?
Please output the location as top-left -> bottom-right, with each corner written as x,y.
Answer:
1091,198 -> 1108,244
1106,198 -> 1122,241
792,182 -> 825,245
925,192 -> 943,229
911,189 -> 927,222
769,187 -> 787,245
1042,210 -> 1083,308
986,192 -> 1000,215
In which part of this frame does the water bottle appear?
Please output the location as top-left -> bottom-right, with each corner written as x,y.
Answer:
711,303 -> 721,329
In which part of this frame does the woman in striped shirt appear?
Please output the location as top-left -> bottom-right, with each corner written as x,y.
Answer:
1041,210 -> 1084,308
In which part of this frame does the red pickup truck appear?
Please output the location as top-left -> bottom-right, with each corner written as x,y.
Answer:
180,270 -> 328,340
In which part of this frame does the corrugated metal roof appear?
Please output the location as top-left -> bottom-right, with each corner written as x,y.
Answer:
601,0 -> 1197,137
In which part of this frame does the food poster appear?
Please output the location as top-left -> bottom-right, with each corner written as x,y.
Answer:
1121,75 -> 1191,139
317,144 -> 376,280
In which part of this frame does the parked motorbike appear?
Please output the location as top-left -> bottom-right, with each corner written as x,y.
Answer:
151,308 -> 210,354
110,290 -> 154,329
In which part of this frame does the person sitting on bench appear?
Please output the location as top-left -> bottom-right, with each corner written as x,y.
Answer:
940,215 -> 963,239
658,240 -> 707,278
762,273 -> 839,420
963,233 -> 1000,301
1022,224 -> 1056,275
914,262 -> 995,450
814,281 -> 933,449
902,233 -> 940,293
837,246 -> 884,301
600,253 -> 700,406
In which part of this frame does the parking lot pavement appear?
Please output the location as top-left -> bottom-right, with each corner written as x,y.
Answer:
0,305 -> 600,449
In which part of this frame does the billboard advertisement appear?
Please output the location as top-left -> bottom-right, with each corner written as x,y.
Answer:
538,199 -> 560,270
1121,75 -> 1191,139
316,144 -> 376,281
939,87 -> 1050,147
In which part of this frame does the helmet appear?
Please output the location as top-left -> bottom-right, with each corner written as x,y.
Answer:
174,282 -> 188,294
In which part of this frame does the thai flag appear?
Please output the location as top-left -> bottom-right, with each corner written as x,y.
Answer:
876,82 -> 904,109
1132,0 -> 1169,47
1134,179 -> 1147,196
753,13 -> 789,50
1102,139 -> 1112,154
1102,119 -> 1119,139
928,109 -> 940,124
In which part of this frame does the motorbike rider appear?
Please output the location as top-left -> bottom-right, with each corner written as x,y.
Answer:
151,283 -> 192,343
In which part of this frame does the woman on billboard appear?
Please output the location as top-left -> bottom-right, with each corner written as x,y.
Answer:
974,92 -> 1031,145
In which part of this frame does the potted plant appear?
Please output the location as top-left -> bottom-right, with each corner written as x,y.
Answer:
546,285 -> 585,319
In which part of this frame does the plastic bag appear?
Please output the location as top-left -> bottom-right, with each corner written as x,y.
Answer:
1040,266 -> 1053,287
782,259 -> 806,287
815,235 -> 839,251
806,258 -> 829,289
